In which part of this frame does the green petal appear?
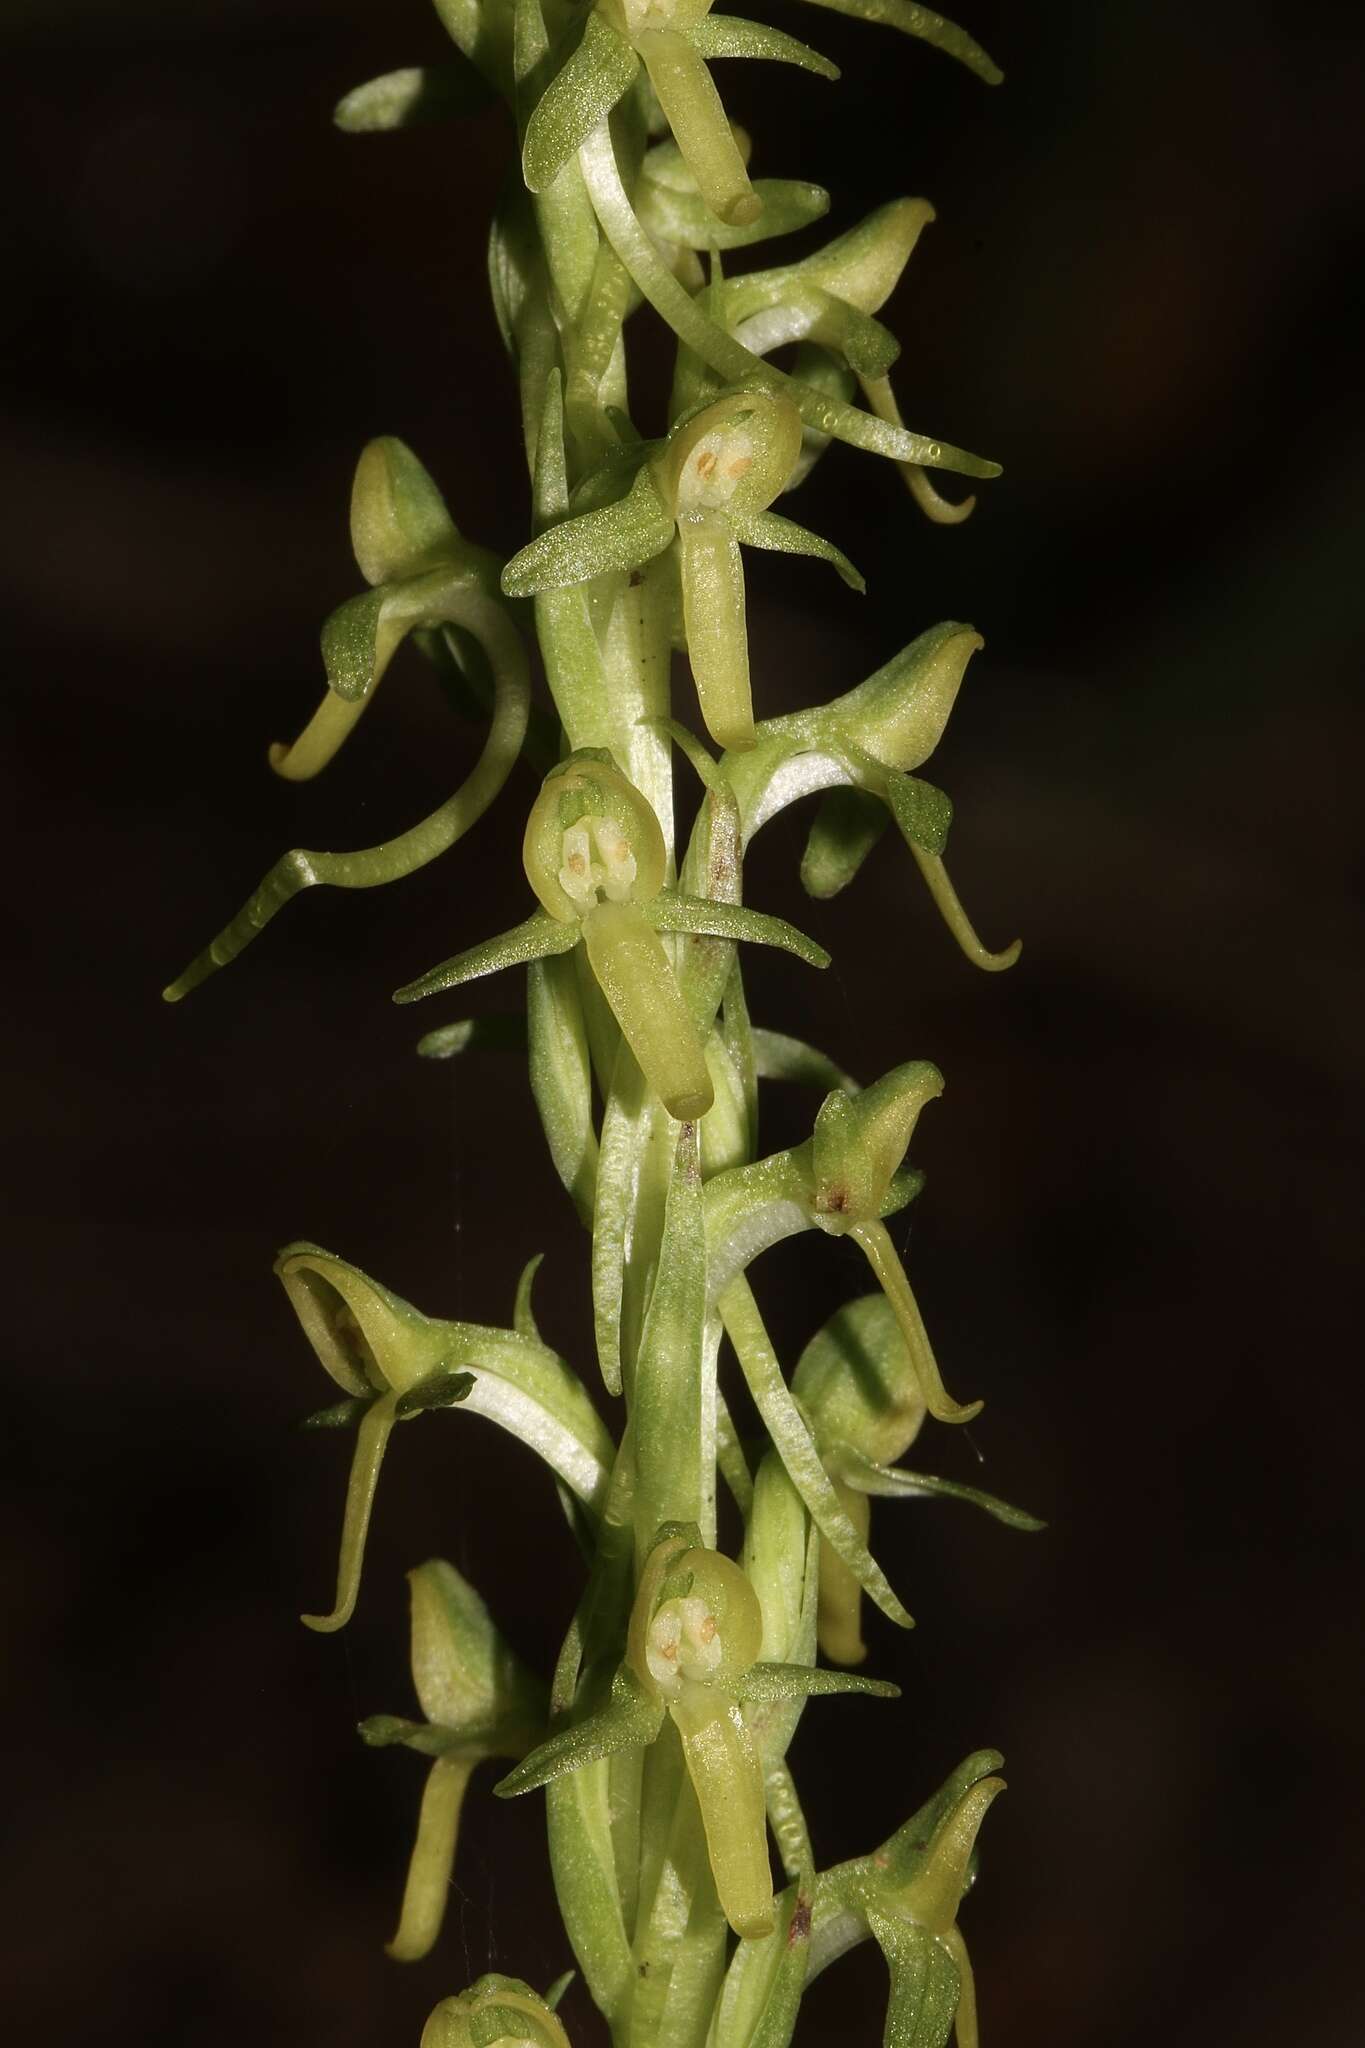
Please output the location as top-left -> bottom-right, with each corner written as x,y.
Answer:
393,911 -> 581,1005
801,786 -> 889,899
495,1670 -> 664,1796
501,463 -> 675,596
793,0 -> 1002,86
522,14 -> 639,193
885,774 -> 953,857
827,1443 -> 1046,1530
646,891 -> 831,970
689,15 -> 840,79
732,507 -> 866,591
738,1662 -> 899,1702
333,61 -> 494,133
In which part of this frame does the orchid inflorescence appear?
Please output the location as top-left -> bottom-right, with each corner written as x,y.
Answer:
166,0 -> 1040,2040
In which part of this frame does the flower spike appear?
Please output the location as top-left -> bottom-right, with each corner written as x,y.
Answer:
359,1561 -> 546,1961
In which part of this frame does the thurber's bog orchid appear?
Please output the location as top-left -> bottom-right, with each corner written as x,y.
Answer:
165,0 -> 1042,2040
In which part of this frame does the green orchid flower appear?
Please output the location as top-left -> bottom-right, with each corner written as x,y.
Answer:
502,393 -> 862,752
420,1974 -> 573,2048
393,748 -> 830,1119
162,438 -> 529,1003
714,619 -> 1021,973
793,1294 -> 1045,1665
273,434 -> 511,781
280,1242 -> 614,1631
679,194 -> 980,523
496,1524 -> 897,1940
359,1561 -> 547,1961
811,1751 -> 1006,2048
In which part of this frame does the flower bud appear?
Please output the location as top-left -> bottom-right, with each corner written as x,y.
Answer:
420,1977 -> 571,2048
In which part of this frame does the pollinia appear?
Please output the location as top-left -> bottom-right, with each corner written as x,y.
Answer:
166,1 -> 1042,2042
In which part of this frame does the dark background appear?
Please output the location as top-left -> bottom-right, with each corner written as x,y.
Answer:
4,0 -> 1362,2042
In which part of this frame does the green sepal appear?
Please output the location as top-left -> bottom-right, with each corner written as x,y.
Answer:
801,786 -> 889,898
502,463 -> 675,596
737,1662 -> 899,1702
711,1879 -> 813,2048
689,15 -> 840,79
349,436 -> 480,589
793,0 -> 1002,87
522,13 -> 640,194
755,197 -> 936,320
494,1667 -> 665,1797
300,1394 -> 374,1432
645,891 -> 831,970
792,1293 -> 925,1468
751,1027 -> 858,1095
333,61 -> 495,133
319,569 -> 476,703
828,1442 -> 1046,1530
885,774 -> 953,857
393,911 -> 581,1005
810,1062 -> 943,1230
731,507 -> 865,591
867,1915 -> 962,2048
394,1367 -> 477,1418
639,163 -> 830,251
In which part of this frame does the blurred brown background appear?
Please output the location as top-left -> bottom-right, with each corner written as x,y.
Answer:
4,0 -> 1362,2042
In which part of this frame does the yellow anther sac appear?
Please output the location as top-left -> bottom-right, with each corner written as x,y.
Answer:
656,391 -> 803,519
